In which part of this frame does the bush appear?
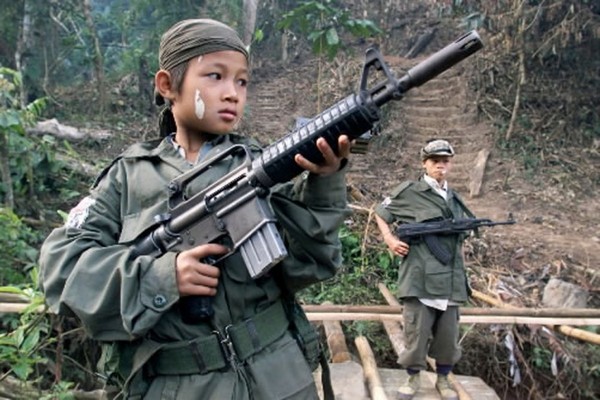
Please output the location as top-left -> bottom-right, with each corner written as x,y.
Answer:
0,208 -> 40,286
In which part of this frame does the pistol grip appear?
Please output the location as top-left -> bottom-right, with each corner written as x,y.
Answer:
180,256 -> 217,324
180,296 -> 214,323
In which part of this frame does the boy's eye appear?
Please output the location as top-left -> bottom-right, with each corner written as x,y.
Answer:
238,78 -> 248,87
207,72 -> 222,80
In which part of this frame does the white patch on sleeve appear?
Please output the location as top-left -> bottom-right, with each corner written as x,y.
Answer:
381,196 -> 391,207
195,89 -> 205,119
66,196 -> 96,229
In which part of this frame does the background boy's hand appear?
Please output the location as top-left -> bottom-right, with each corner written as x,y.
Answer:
384,234 -> 410,257
175,243 -> 228,297
294,135 -> 351,176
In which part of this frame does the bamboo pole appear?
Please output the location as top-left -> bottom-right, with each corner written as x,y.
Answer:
6,299 -> 600,323
355,336 -> 388,400
303,304 -> 600,318
0,293 -> 29,303
0,303 -> 45,313
471,289 -> 600,346
306,312 -> 600,326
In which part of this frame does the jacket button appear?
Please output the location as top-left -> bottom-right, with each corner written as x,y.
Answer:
153,295 -> 167,308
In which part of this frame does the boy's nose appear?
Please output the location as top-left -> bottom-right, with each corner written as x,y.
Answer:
223,82 -> 239,102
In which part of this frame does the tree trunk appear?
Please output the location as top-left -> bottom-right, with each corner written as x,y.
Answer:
138,56 -> 153,114
15,0 -> 34,108
505,0 -> 527,141
243,0 -> 259,45
82,0 -> 106,115
0,131 -> 14,210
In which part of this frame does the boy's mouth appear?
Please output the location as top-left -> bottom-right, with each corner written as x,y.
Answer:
219,109 -> 237,122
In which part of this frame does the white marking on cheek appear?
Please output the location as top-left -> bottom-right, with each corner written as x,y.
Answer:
196,55 -> 203,64
195,89 -> 205,119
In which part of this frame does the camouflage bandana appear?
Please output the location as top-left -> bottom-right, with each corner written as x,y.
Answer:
156,19 -> 248,105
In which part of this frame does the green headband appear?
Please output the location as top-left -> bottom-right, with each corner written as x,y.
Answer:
159,18 -> 248,72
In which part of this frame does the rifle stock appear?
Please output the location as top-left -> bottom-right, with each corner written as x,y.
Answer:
128,31 -> 484,321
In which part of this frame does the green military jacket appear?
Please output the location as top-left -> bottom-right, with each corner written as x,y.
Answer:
374,177 -> 473,302
39,133 -> 349,399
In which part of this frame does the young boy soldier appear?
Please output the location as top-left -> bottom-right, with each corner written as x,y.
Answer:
39,19 -> 351,399
374,139 -> 474,400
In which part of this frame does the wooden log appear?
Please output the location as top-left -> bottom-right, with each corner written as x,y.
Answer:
322,302 -> 353,363
471,289 -> 600,345
469,148 -> 490,198
355,336 -> 388,400
382,319 -> 406,358
378,283 -> 397,306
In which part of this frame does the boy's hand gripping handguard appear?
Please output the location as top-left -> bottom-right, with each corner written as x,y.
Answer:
128,31 -> 484,323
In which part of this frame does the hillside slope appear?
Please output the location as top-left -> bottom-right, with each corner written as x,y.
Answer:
246,38 -> 600,302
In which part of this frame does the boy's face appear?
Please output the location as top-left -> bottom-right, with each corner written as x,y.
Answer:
171,50 -> 248,136
422,156 -> 452,183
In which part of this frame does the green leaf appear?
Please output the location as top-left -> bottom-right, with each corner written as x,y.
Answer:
20,329 -> 40,354
0,110 -> 22,128
307,30 -> 322,42
254,28 -> 264,42
325,28 -> 339,46
11,361 -> 31,380
0,286 -> 27,295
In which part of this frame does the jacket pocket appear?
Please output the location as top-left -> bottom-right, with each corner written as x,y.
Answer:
424,264 -> 452,296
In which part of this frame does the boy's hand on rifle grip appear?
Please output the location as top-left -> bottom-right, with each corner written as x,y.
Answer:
175,244 -> 228,297
294,135 -> 351,176
384,234 -> 410,257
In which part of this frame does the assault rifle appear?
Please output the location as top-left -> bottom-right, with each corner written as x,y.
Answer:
128,31 -> 484,322
395,216 -> 516,264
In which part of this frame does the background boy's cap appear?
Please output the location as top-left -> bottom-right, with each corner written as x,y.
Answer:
420,139 -> 455,160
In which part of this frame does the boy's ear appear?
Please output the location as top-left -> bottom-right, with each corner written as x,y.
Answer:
155,70 -> 175,101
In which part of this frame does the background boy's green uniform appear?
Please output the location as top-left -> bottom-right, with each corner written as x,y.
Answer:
375,177 -> 473,373
374,178 -> 471,302
40,133 -> 349,399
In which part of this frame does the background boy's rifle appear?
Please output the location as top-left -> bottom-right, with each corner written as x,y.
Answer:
128,31 -> 484,322
395,216 -> 516,264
